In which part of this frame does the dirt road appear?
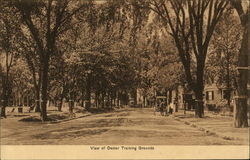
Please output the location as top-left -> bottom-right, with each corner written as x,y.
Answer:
0,107 -> 245,145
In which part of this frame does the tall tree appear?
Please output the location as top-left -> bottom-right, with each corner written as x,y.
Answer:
206,11 -> 242,107
230,0 -> 249,127
0,2 -> 21,117
18,35 -> 42,112
11,59 -> 33,109
8,0 -> 93,121
136,21 -> 184,103
146,0 -> 228,117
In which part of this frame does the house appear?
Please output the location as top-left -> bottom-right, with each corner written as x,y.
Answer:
204,83 -> 234,105
133,81 -> 249,112
165,83 -> 235,112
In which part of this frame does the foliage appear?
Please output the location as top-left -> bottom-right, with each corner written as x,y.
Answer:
205,11 -> 242,89
0,0 -> 246,123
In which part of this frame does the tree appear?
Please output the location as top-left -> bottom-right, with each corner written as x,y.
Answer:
0,2 -> 22,117
230,0 -> 249,127
145,0 -> 229,117
0,65 -> 3,108
8,0 -> 93,121
62,0 -> 146,110
18,34 -> 42,112
206,11 -> 242,107
11,59 -> 33,108
49,49 -> 67,111
136,20 -> 184,105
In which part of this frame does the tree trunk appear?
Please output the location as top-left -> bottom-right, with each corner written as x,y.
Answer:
117,91 -> 121,108
1,77 -> 7,118
1,95 -> 7,118
0,104 -> 6,118
81,87 -> 85,108
113,92 -> 116,108
234,98 -> 248,127
85,74 -> 91,111
58,97 -> 63,112
27,96 -> 29,107
175,89 -> 179,112
194,92 -> 204,118
35,90 -> 41,112
69,100 -> 73,113
95,91 -> 99,108
40,57 -> 49,121
226,49 -> 231,107
194,86 -> 204,118
134,89 -> 137,106
169,90 -> 172,104
101,92 -> 105,108
35,100 -> 41,112
194,59 -> 205,118
108,92 -> 111,108
233,24 -> 248,128
143,96 -> 146,108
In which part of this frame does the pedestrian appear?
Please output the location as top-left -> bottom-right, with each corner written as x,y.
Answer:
169,102 -> 174,114
160,101 -> 164,116
153,105 -> 157,115
164,103 -> 168,116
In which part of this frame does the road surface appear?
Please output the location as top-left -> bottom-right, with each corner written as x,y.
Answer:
0,107 -> 244,145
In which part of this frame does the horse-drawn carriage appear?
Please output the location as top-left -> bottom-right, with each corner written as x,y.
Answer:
154,96 -> 167,116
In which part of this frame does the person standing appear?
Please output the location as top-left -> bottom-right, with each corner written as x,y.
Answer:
160,101 -> 164,116
169,102 -> 174,114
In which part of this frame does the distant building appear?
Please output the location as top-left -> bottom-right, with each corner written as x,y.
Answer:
133,81 -> 249,112
204,83 -> 234,106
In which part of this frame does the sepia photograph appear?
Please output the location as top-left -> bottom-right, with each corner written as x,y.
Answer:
0,0 -> 249,159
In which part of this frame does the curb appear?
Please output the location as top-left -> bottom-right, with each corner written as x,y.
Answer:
173,116 -> 244,141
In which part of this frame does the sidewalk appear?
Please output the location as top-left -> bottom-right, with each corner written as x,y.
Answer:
172,110 -> 249,144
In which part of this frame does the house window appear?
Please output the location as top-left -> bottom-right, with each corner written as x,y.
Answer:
222,89 -> 231,99
206,91 -> 214,100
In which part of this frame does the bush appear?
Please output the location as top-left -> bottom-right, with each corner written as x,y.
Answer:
206,104 -> 217,111
216,99 -> 233,112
